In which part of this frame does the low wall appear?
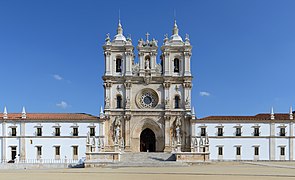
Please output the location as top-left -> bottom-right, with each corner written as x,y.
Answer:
174,152 -> 210,162
85,152 -> 121,167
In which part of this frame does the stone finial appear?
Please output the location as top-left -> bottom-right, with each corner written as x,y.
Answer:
100,106 -> 104,117
21,106 -> 26,119
290,106 -> 293,120
86,132 -> 90,144
92,136 -> 96,146
270,107 -> 275,120
3,106 -> 8,119
205,133 -> 209,145
192,107 -> 195,115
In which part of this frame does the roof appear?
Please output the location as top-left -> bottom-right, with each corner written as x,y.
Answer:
199,113 -> 293,121
0,113 -> 99,121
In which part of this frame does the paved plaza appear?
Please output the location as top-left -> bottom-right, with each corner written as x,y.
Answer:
1,162 -> 295,180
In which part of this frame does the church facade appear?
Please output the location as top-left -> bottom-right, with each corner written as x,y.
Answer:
100,20 -> 194,153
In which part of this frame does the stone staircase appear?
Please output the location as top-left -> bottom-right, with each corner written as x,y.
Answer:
105,152 -> 189,167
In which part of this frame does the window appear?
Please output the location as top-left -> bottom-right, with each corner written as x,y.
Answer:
280,128 -> 286,136
73,127 -> 78,136
201,127 -> 206,136
55,146 -> 60,156
280,147 -> 285,156
175,96 -> 180,109
254,147 -> 259,156
37,146 -> 42,156
254,127 -> 260,136
37,128 -> 42,136
236,147 -> 241,156
116,95 -> 122,108
218,147 -> 223,156
174,58 -> 180,73
11,128 -> 17,136
55,127 -> 60,136
236,127 -> 241,136
73,146 -> 78,160
116,58 -> 122,72
217,128 -> 223,136
90,127 -> 95,136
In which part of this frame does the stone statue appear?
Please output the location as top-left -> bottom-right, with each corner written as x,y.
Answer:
145,59 -> 150,70
105,97 -> 110,108
114,117 -> 121,145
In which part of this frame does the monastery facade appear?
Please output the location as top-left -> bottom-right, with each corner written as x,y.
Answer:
0,21 -> 294,163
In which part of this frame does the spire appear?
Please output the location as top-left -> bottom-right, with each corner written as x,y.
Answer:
3,106 -> 7,119
113,19 -> 126,42
270,107 -> 275,120
172,20 -> 179,35
22,106 -> 26,119
290,106 -> 293,120
170,20 -> 183,42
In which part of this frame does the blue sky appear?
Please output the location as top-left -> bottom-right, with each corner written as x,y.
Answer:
0,0 -> 295,117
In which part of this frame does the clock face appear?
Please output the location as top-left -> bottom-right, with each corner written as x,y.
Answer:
136,88 -> 159,109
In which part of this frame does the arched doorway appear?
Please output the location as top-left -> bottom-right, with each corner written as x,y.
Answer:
140,128 -> 156,152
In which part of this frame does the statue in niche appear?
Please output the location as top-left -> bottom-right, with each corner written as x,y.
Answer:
175,117 -> 182,144
114,117 -> 122,145
145,58 -> 150,70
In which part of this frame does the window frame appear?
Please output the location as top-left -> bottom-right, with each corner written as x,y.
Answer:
36,127 -> 42,136
115,58 -> 122,73
55,127 -> 60,136
73,127 -> 79,136
11,127 -> 17,136
90,127 -> 95,136
201,127 -> 206,136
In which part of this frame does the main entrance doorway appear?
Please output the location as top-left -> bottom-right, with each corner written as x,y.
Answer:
140,128 -> 156,152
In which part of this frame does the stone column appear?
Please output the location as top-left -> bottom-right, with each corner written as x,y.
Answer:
104,51 -> 111,76
163,82 -> 171,109
163,52 -> 170,76
139,52 -> 145,76
125,51 -> 133,76
289,122 -> 294,160
183,81 -> 192,110
124,115 -> 131,151
150,52 -> 157,74
20,122 -> 26,161
270,122 -> 276,160
164,115 -> 171,152
184,51 -> 192,76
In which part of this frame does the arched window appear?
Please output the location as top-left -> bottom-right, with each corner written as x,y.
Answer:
116,95 -> 122,108
175,95 -> 180,109
116,58 -> 122,72
174,58 -> 180,73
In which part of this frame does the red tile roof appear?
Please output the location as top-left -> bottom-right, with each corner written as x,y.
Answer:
0,113 -> 99,120
199,113 -> 293,121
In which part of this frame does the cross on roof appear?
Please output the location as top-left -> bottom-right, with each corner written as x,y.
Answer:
145,32 -> 150,41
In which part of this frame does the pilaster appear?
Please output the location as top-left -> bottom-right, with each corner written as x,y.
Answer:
270,122 -> 276,160
20,122 -> 26,161
290,122 -> 294,160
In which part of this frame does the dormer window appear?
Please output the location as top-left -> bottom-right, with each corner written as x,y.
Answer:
116,58 -> 122,72
174,58 -> 180,73
116,95 -> 122,108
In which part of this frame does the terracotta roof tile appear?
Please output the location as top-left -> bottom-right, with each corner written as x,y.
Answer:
199,113 -> 293,121
0,113 -> 99,121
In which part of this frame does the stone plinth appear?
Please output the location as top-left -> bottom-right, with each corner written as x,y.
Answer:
173,152 -> 209,162
85,152 -> 121,167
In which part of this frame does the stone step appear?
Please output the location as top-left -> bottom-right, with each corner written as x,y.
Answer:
120,152 -> 175,162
